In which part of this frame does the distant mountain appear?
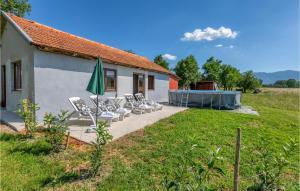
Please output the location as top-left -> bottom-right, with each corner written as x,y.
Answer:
254,70 -> 300,84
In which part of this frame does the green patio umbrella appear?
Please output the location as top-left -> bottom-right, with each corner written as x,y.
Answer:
86,57 -> 105,127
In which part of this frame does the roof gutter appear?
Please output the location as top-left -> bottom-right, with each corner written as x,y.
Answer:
1,11 -> 33,44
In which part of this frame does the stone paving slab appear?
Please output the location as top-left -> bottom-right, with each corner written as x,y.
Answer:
0,109 -> 25,131
68,105 -> 187,143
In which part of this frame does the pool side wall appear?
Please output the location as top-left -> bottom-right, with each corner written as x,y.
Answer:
169,90 -> 241,109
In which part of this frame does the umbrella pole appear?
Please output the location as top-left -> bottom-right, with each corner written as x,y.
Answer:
96,94 -> 99,128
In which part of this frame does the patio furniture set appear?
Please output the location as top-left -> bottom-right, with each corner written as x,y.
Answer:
68,93 -> 163,132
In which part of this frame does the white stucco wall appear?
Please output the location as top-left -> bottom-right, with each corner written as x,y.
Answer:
33,51 -> 169,121
116,66 -> 169,102
147,71 -> 169,102
0,20 -> 34,112
33,51 -> 116,121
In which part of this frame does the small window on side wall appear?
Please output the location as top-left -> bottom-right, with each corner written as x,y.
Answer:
12,61 -> 22,91
148,75 -> 154,90
104,68 -> 117,91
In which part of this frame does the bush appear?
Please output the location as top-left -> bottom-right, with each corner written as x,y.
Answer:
43,110 -> 69,152
247,138 -> 298,191
17,99 -> 40,136
0,133 -> 31,141
11,138 -> 53,155
163,146 -> 225,191
238,71 -> 261,93
89,121 -> 112,177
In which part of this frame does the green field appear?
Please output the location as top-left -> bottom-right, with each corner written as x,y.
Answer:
1,88 -> 299,190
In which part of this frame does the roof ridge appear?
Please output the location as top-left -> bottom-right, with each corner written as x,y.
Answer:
10,14 -> 152,61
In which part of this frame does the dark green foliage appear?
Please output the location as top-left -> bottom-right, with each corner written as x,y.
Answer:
154,54 -> 170,70
163,146 -> 225,191
0,0 -> 31,17
268,79 -> 300,88
202,57 -> 222,82
202,57 -> 243,90
238,71 -> 261,92
43,110 -> 69,152
10,138 -> 53,155
286,79 -> 299,88
89,121 -> 112,177
174,55 -> 200,88
219,64 -> 241,90
247,138 -> 298,191
43,171 -> 80,189
0,132 -> 31,141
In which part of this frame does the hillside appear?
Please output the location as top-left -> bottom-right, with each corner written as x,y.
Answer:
254,70 -> 300,84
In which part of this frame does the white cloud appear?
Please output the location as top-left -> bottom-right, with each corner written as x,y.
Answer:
215,44 -> 223,47
228,45 -> 234,48
181,26 -> 238,41
162,54 -> 177,61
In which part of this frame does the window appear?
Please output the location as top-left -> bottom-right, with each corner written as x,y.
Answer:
148,75 -> 154,90
12,61 -> 22,90
104,68 -> 117,91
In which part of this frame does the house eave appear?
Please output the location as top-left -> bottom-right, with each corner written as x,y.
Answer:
34,44 -> 170,75
1,11 -> 33,44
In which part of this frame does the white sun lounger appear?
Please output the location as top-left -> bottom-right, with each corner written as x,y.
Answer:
134,93 -> 163,111
90,95 -> 130,120
68,97 -> 118,128
123,94 -> 153,113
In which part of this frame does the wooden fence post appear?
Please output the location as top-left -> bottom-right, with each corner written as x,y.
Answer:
234,128 -> 241,191
65,132 -> 70,149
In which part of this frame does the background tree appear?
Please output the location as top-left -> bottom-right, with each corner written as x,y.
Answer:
202,57 -> 222,82
238,70 -> 261,92
174,55 -> 199,89
286,79 -> 299,88
272,79 -> 300,88
273,80 -> 287,88
0,0 -> 31,17
219,64 -> 241,90
153,54 -> 169,70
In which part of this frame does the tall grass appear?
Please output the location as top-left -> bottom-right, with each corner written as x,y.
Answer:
243,88 -> 299,111
0,88 -> 299,190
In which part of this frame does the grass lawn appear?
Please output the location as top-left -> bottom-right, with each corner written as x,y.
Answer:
0,88 -> 299,190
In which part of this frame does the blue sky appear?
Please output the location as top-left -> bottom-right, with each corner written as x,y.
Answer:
27,0 -> 299,72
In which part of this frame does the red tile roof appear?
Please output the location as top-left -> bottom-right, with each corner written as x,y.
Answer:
6,13 -> 172,74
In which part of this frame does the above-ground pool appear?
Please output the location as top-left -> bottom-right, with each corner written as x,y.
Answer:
169,90 -> 241,110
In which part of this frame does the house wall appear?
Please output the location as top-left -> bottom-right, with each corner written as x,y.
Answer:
148,71 -> 169,102
33,51 -> 169,121
0,19 -> 34,112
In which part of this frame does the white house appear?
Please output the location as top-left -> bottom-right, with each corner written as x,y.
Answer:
0,12 -> 175,121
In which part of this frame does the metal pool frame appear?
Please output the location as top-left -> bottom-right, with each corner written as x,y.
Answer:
168,90 -> 241,110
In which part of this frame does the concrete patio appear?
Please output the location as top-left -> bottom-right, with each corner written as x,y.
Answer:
68,105 -> 187,143
0,105 -> 187,143
0,109 -> 25,131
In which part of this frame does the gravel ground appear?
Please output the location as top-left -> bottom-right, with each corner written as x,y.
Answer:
0,123 -> 17,133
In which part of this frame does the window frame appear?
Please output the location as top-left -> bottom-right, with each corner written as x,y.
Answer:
12,61 -> 22,91
104,68 -> 117,92
148,75 -> 155,90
